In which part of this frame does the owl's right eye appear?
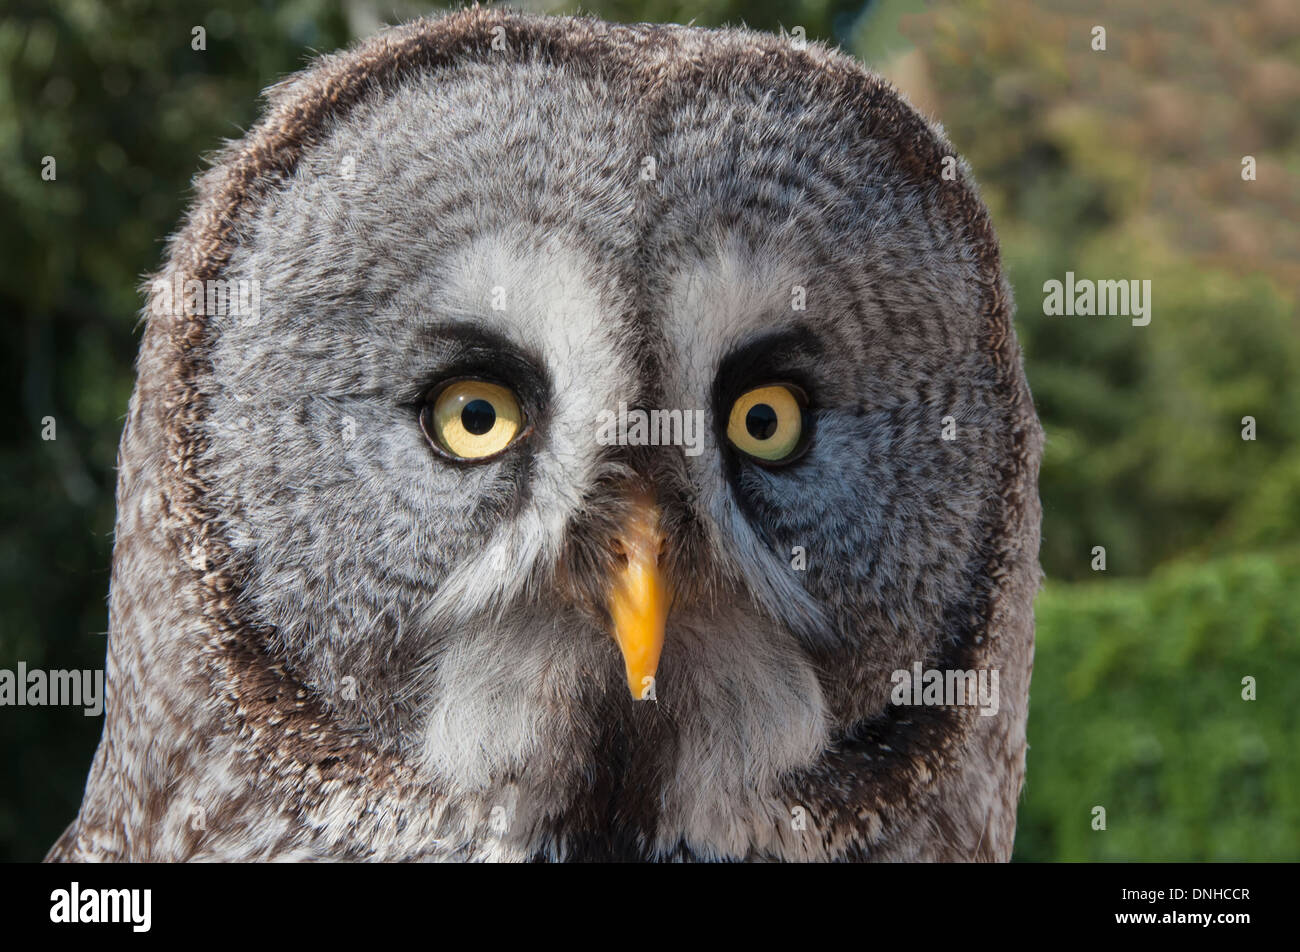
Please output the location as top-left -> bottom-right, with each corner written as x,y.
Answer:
420,378 -> 527,461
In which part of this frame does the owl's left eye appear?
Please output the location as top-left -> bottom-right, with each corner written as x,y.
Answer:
725,383 -> 809,464
420,378 -> 527,461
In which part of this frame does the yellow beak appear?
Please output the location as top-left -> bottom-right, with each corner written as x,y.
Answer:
606,493 -> 671,700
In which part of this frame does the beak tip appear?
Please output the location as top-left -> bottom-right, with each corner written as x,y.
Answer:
626,673 -> 658,701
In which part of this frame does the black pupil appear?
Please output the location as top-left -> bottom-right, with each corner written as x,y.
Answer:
745,403 -> 779,441
461,399 -> 496,435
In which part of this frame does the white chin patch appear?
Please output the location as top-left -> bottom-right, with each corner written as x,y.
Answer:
652,608 -> 831,859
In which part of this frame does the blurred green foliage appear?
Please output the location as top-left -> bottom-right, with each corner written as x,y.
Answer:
1022,552 -> 1300,860
0,0 -> 1296,860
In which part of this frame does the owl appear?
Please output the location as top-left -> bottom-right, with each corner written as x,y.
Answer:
48,8 -> 1042,862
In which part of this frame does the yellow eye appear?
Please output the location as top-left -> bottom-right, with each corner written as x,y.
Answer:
421,379 -> 525,461
726,383 -> 808,463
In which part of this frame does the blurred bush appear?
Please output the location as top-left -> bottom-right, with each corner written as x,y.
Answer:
1021,551 -> 1300,860
0,0 -> 1295,860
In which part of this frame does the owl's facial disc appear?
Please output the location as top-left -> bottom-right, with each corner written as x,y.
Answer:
605,488 -> 671,700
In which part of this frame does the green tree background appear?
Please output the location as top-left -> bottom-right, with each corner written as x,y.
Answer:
1,0 -> 1296,860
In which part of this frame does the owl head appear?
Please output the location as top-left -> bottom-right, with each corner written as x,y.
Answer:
63,9 -> 1042,862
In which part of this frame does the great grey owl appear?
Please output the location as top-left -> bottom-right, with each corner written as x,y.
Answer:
49,8 -> 1043,862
